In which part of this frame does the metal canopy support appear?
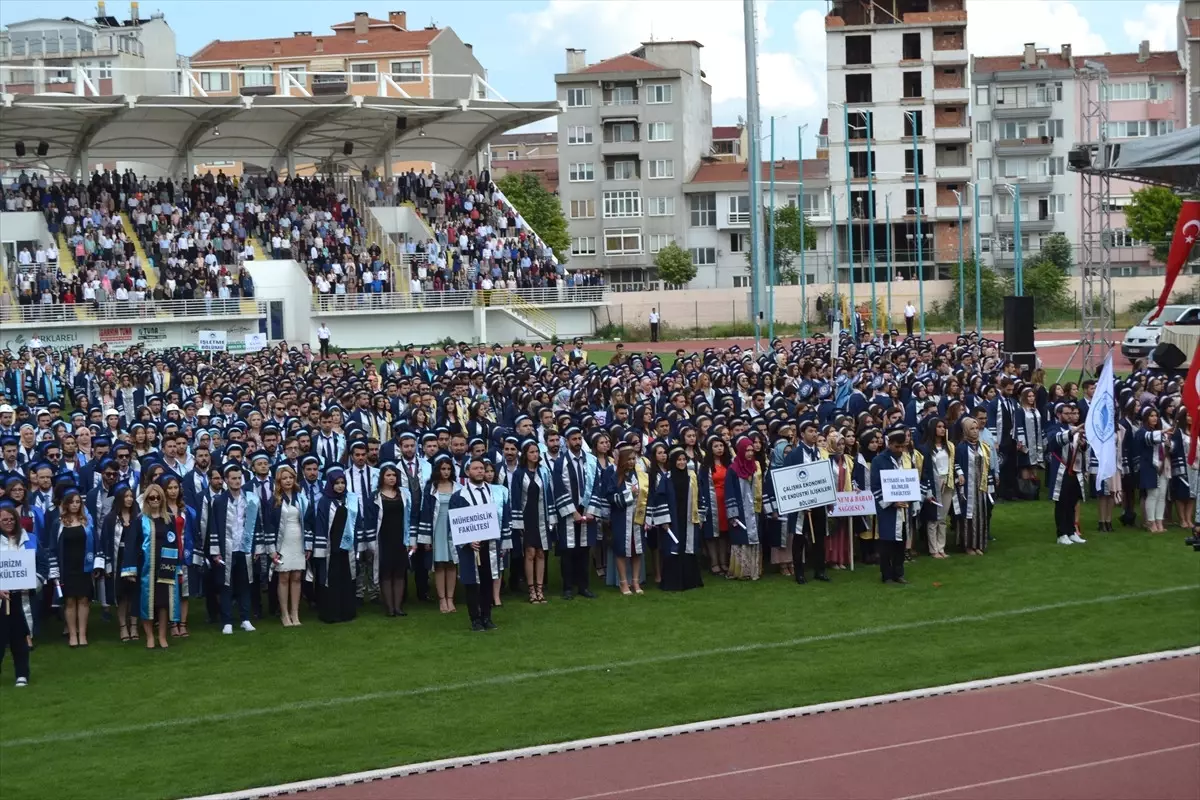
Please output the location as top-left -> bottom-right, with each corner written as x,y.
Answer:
1061,61 -> 1113,380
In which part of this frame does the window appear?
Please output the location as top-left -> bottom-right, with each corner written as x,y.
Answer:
646,83 -> 673,104
605,122 -> 638,143
730,233 -> 750,253
690,193 -> 716,226
976,121 -> 991,141
817,134 -> 830,150
1049,194 -> 1066,214
801,192 -> 822,215
1035,81 -> 1063,103
733,275 -> 751,288
845,74 -> 872,103
977,158 -> 991,179
96,59 -> 112,79
571,237 -> 597,256
647,196 -> 675,216
975,84 -> 989,105
391,60 -> 422,83
606,85 -> 637,105
1037,119 -> 1064,139
848,111 -> 873,140
647,122 -> 673,142
902,32 -> 921,60
728,195 -> 751,224
904,149 -> 925,176
690,247 -> 716,266
350,62 -> 378,83
507,151 -> 517,160
979,196 -> 992,216
845,35 -> 871,65
902,71 -> 923,99
648,234 -> 674,253
603,190 -> 642,218
1151,120 -> 1175,136
905,188 -> 926,213
648,159 -> 674,179
568,162 -> 595,182
605,160 -> 637,180
1103,82 -> 1150,101
980,237 -> 992,253
1110,229 -> 1144,248
998,121 -> 1028,140
1105,121 -> 1172,138
569,199 -> 595,219
566,87 -> 591,107
281,65 -> 307,87
199,71 -> 230,92
604,228 -> 642,255
1049,156 -> 1065,176
567,125 -> 593,145
242,65 -> 272,87
903,110 -> 923,137
849,151 -> 875,179
1149,82 -> 1172,101
998,158 -> 1028,179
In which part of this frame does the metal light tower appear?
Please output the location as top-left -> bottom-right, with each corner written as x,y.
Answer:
743,0 -> 765,351
798,123 -> 809,338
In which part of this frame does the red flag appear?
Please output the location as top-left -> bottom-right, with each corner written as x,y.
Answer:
1148,199 -> 1200,323
1185,339 -> 1200,466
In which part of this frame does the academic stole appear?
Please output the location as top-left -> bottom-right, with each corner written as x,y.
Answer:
564,456 -> 584,544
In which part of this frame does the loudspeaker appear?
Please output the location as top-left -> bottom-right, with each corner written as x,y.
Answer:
1151,342 -> 1187,371
36,140 -> 48,156
14,141 -> 25,157
342,141 -> 354,156
396,116 -> 407,132
1003,295 -> 1035,354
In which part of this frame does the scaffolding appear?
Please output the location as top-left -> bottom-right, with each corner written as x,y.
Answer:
1061,59 -> 1113,380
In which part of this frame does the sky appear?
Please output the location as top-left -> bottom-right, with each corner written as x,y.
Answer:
1,0 -> 1186,158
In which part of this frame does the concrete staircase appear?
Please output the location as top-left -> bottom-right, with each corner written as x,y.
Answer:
55,232 -> 76,277
119,211 -> 156,290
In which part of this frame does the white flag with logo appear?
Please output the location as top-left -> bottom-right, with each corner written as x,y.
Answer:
1085,353 -> 1117,491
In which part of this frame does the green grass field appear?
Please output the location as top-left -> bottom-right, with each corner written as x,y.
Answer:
2,500 -> 1198,800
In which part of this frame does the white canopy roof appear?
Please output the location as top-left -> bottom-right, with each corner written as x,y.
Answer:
0,93 -> 560,174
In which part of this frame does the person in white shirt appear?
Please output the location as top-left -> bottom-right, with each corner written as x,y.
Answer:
317,323 -> 332,359
649,309 -> 661,342
904,301 -> 917,337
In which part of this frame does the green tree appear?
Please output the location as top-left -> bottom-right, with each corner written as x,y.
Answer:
1039,232 -> 1074,272
495,172 -> 571,263
952,257 -> 1005,322
744,205 -> 818,285
655,242 -> 697,286
1125,185 -> 1183,262
1016,258 -> 1073,317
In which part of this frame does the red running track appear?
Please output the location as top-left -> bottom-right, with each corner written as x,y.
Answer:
306,656 -> 1200,800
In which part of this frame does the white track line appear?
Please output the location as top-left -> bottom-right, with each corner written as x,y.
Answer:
1041,683 -> 1200,725
564,693 -> 1200,800
186,646 -> 1200,800
5,584 -> 1195,751
893,743 -> 1200,800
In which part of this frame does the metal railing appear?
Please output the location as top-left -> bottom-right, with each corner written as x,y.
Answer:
309,287 -> 606,315
1,297 -> 267,325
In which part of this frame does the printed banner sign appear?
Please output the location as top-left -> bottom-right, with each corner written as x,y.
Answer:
0,549 -> 38,591
198,330 -> 227,352
449,504 -> 501,547
880,469 -> 922,503
830,490 -> 877,518
244,333 -> 267,353
770,460 -> 837,515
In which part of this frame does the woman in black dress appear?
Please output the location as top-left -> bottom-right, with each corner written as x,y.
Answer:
315,468 -> 357,624
52,489 -> 101,647
375,465 -> 410,617
100,484 -> 141,642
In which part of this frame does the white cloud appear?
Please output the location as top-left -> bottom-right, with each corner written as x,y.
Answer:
1122,2 -> 1178,50
510,0 -> 824,118
965,0 -> 1107,56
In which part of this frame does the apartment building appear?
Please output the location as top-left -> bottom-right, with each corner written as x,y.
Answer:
682,159 -> 833,289
555,41 -> 713,285
972,41 -> 1186,275
0,2 -> 180,96
488,131 -> 559,190
1180,0 -> 1200,126
190,11 -> 484,101
825,0 -> 972,284
710,124 -> 747,162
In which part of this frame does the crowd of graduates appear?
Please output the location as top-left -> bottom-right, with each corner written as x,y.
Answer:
0,330 -> 1196,688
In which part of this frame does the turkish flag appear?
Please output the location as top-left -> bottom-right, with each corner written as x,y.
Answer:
1184,339 -> 1200,466
1148,199 -> 1200,323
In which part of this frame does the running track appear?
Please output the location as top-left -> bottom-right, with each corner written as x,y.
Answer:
209,652 -> 1199,800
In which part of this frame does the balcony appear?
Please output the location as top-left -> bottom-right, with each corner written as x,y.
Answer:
932,86 -> 969,104
933,125 -> 971,143
1014,176 -> 1054,193
932,49 -> 968,66
934,165 -> 972,181
600,139 -> 641,156
996,212 -> 1057,232
992,98 -> 1052,119
994,137 -> 1055,157
935,205 -> 973,221
600,105 -> 640,119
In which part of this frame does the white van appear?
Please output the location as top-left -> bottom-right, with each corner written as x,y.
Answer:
1121,304 -> 1200,361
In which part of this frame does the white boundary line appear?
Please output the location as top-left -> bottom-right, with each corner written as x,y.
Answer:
188,644 -> 1200,800
6,585 -> 1194,752
1040,682 -> 1200,725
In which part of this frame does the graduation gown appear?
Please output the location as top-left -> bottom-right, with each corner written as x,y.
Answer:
551,450 -> 600,550
450,483 -> 511,585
